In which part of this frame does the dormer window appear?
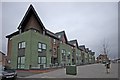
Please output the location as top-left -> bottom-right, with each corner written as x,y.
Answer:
34,29 -> 37,32
58,35 -> 61,38
74,43 -> 76,46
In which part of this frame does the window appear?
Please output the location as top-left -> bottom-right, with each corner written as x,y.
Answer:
53,48 -> 57,54
21,57 -> 25,64
53,39 -> 56,44
38,43 -> 42,48
67,52 -> 71,59
58,35 -> 61,38
38,49 -> 42,52
42,44 -> 46,50
33,30 -> 37,32
38,57 -> 41,63
22,42 -> 26,48
38,57 -> 46,69
41,57 -> 46,63
17,56 -> 25,69
38,42 -> 47,52
18,42 -> 26,49
38,57 -> 46,64
18,57 -> 20,64
62,49 -> 66,61
74,43 -> 76,46
18,43 -> 21,49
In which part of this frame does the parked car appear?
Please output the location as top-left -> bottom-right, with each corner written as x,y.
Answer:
2,67 -> 17,79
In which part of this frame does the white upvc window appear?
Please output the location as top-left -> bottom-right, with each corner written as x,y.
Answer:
17,56 -> 25,69
18,57 -> 20,64
22,42 -> 26,48
41,57 -> 46,64
58,35 -> 61,38
18,43 -> 21,49
42,44 -> 46,50
18,42 -> 26,49
38,49 -> 42,52
38,57 -> 46,64
21,57 -> 25,64
38,42 -> 47,52
38,57 -> 41,63
38,43 -> 42,49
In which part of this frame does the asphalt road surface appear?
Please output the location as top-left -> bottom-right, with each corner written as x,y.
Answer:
24,63 -> 118,78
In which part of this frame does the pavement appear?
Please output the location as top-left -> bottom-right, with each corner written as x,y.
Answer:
17,69 -> 59,78
22,63 -> 118,78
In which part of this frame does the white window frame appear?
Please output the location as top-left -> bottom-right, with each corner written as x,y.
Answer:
38,42 -> 47,52
38,57 -> 46,64
41,57 -> 46,64
38,57 -> 41,64
22,42 -> 26,48
38,43 -> 42,49
18,43 -> 21,49
42,44 -> 46,50
58,35 -> 61,38
18,42 -> 26,49
17,56 -> 25,69
21,57 -> 25,64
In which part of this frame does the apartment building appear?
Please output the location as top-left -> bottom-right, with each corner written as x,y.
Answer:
6,4 -> 95,70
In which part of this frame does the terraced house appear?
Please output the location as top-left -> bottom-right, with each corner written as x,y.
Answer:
6,5 -> 95,70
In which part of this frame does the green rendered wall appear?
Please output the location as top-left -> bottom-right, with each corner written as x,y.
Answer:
59,43 -> 73,65
11,30 -> 51,69
30,30 -> 51,68
11,31 -> 31,69
76,49 -> 82,65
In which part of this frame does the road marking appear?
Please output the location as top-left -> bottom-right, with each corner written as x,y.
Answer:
41,76 -> 55,78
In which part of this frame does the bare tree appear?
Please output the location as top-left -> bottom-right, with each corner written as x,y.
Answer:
102,39 -> 111,56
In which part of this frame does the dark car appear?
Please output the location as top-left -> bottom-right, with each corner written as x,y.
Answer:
2,69 -> 17,79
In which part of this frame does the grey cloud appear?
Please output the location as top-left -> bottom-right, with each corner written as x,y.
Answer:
2,2 -> 118,59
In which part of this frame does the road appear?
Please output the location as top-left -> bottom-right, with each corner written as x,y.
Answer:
24,63 -> 118,78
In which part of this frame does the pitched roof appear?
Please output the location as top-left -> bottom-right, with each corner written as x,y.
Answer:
0,51 -> 5,55
68,40 -> 79,48
55,31 -> 68,42
79,45 -> 86,51
45,29 -> 59,40
67,42 -> 75,47
85,48 -> 89,53
79,45 -> 85,49
18,4 -> 45,31
91,52 -> 95,55
6,31 -> 19,38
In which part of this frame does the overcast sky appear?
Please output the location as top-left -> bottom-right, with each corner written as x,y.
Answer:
1,2 -> 118,59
